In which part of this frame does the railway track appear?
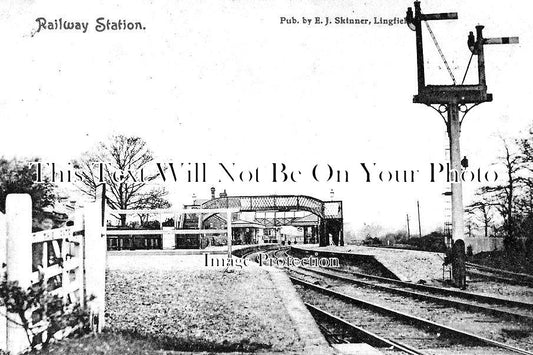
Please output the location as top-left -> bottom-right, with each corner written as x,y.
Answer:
290,275 -> 533,355
240,247 -> 289,263
467,262 -> 533,287
308,266 -> 533,320
306,303 -> 428,355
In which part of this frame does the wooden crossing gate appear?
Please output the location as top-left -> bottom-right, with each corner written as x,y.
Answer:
0,194 -> 106,354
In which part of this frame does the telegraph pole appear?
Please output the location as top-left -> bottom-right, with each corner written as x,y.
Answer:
406,214 -> 411,239
417,201 -> 422,238
405,2 -> 518,288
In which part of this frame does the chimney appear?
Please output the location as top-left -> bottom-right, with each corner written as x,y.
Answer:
210,187 -> 216,199
219,189 -> 227,198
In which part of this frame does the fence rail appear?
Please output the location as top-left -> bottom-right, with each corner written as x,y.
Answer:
31,227 -> 84,305
107,229 -> 228,235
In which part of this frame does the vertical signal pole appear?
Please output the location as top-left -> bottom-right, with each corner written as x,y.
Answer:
406,1 -> 518,288
413,1 -> 425,93
448,101 -> 466,286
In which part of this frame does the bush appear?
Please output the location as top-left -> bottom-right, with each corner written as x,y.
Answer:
0,273 -> 91,351
362,237 -> 381,246
162,218 -> 174,227
404,231 -> 446,252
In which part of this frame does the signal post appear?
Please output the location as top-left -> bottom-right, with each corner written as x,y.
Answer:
405,2 -> 518,288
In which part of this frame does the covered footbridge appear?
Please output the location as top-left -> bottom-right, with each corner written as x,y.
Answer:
201,195 -> 343,246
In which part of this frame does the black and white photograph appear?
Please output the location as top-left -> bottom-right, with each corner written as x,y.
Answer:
0,0 -> 532,354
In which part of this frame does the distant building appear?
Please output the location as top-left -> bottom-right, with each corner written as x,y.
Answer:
106,187 -> 325,250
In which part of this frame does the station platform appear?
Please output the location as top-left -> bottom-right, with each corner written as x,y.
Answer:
292,244 -> 446,283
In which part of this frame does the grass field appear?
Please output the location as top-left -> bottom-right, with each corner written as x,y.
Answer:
38,257 -> 303,354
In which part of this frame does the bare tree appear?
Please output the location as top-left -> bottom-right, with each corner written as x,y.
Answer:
358,223 -> 383,242
74,135 -> 170,226
136,190 -> 171,226
516,126 -> 533,243
481,138 -> 523,249
517,128 -> 533,214
464,213 -> 476,238
467,193 -> 494,238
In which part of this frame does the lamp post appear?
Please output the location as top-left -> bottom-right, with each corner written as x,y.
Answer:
405,1 -> 518,288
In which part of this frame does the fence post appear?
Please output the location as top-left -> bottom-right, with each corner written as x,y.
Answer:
0,212 -> 7,351
84,202 -> 106,332
5,194 -> 32,354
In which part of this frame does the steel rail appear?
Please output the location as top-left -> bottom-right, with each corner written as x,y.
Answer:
466,262 -> 533,281
298,266 -> 533,323
468,270 -> 533,287
317,323 -> 347,344
466,263 -> 533,287
240,247 -> 288,263
321,266 -> 533,310
305,303 -> 428,355
290,276 -> 533,355
272,248 -> 289,258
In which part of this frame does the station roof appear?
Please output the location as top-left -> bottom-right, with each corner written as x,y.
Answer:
206,213 -> 264,229
291,214 -> 319,226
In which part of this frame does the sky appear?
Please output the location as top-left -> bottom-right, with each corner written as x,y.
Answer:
0,0 -> 532,235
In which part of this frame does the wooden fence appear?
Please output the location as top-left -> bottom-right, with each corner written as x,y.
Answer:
0,194 -> 106,354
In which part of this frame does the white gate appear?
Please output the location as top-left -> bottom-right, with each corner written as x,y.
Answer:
0,194 -> 106,354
